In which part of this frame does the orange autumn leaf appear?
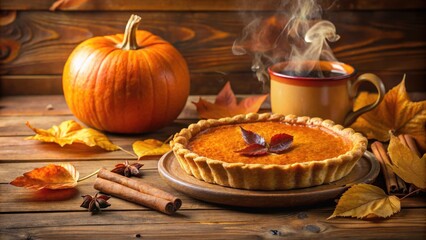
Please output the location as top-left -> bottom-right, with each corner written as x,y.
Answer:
26,120 -> 120,151
193,82 -> 268,119
350,78 -> 426,150
328,184 -> 401,220
10,163 -> 79,190
132,139 -> 171,159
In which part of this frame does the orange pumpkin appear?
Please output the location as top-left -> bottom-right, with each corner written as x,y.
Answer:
62,15 -> 190,133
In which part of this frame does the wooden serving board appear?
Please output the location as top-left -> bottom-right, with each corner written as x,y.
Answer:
158,151 -> 380,208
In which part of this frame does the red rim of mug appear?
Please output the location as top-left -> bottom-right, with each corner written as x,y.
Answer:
268,61 -> 357,85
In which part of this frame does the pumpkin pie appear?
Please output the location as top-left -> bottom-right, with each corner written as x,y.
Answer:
171,113 -> 367,190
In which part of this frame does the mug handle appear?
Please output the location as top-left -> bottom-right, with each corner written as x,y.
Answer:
343,73 -> 386,126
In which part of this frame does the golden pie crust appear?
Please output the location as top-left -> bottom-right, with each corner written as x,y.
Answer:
171,113 -> 367,190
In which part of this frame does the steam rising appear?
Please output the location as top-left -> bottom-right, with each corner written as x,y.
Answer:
232,0 -> 340,85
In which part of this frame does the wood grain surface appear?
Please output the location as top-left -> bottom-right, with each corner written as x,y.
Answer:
1,2 -> 425,95
2,0 -> 425,11
2,71 -> 425,96
1,11 -> 424,74
1,209 -> 424,239
1,0 -> 425,237
0,95 -> 425,239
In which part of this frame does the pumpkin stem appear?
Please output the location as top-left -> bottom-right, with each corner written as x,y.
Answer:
118,14 -> 141,50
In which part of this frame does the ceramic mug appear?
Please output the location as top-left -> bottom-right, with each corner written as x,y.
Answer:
268,61 -> 385,126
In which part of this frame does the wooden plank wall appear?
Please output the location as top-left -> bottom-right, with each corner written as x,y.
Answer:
1,0 -> 425,96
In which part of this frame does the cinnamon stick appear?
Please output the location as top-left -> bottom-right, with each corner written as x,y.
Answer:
371,141 -> 399,193
398,134 -> 421,157
97,168 -> 181,210
396,134 -> 422,193
396,176 -> 408,193
94,177 -> 175,215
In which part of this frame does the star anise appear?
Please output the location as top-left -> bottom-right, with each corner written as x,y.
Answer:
80,192 -> 111,213
111,160 -> 144,177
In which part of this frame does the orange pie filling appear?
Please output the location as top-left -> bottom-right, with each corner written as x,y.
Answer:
188,122 -> 352,165
171,113 -> 367,190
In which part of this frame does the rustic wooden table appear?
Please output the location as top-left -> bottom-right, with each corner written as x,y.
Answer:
0,95 -> 425,239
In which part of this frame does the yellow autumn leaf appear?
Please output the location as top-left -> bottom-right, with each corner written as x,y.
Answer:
328,184 -> 401,220
132,139 -> 171,159
350,78 -> 426,151
10,163 -> 79,190
388,133 -> 426,189
26,120 -> 120,151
